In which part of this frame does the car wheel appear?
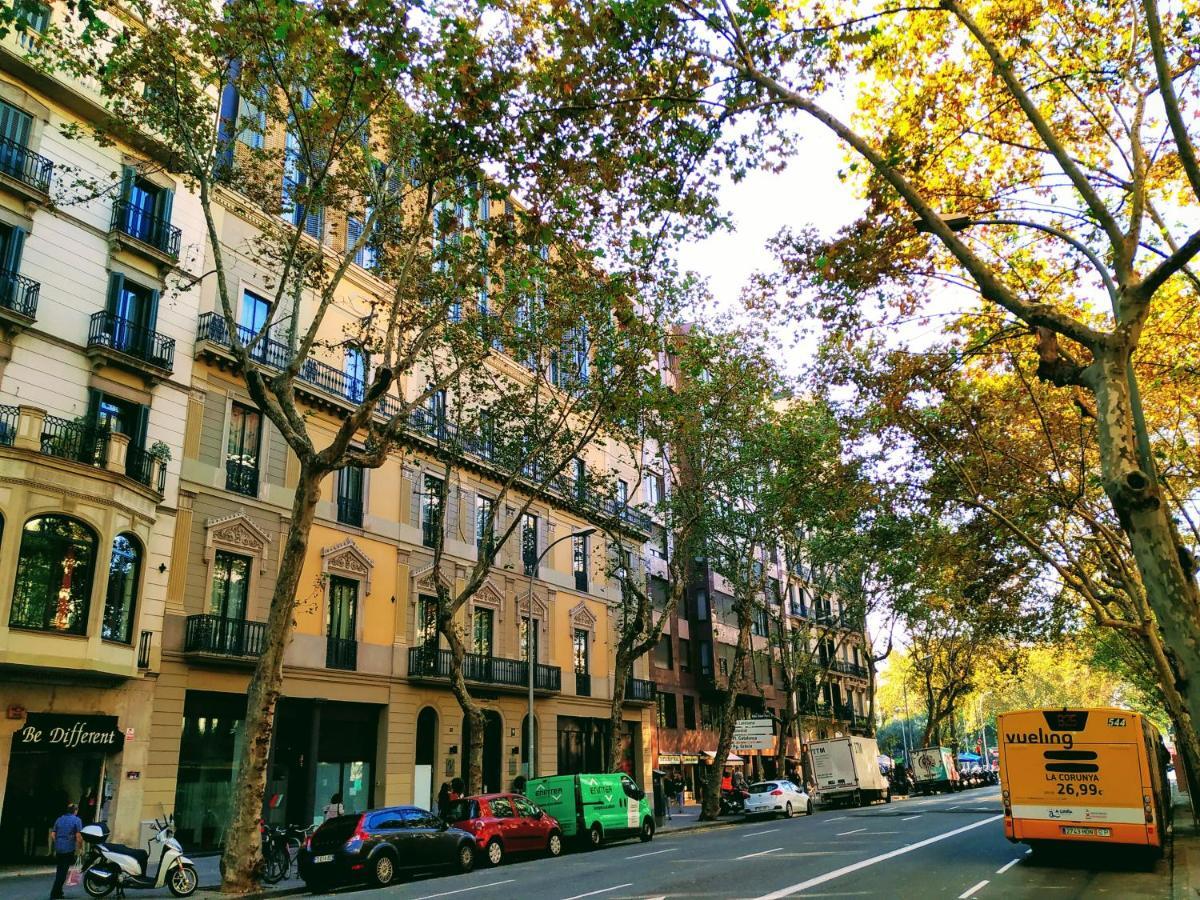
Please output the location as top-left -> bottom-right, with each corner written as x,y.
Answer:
547,832 -> 563,858
458,843 -> 476,873
588,823 -> 603,849
639,817 -> 654,842
371,853 -> 396,888
485,838 -> 504,867
784,802 -> 793,819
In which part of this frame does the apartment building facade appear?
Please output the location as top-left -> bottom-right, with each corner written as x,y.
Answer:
0,5 -> 195,861
0,4 -> 658,859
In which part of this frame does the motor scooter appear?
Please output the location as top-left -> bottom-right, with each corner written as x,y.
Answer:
80,816 -> 198,898
719,787 -> 749,816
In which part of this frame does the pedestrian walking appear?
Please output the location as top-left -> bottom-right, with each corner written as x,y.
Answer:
673,775 -> 685,813
436,782 -> 451,815
48,802 -> 82,899
321,792 -> 344,821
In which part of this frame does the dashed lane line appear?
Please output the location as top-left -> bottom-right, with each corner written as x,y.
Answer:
996,858 -> 1022,875
626,848 -> 676,860
752,814 -> 1004,899
737,847 -> 783,861
836,828 -> 867,836
900,816 -> 922,822
411,880 -> 516,900
959,880 -> 989,898
559,884 -> 634,900
744,829 -> 779,837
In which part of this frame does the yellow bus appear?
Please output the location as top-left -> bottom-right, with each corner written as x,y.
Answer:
997,707 -> 1171,855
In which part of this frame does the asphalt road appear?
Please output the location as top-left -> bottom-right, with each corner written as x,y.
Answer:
311,788 -> 1170,899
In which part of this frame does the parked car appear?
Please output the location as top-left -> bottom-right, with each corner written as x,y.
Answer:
445,792 -> 564,866
298,806 -> 476,889
526,773 -> 654,848
743,781 -> 812,818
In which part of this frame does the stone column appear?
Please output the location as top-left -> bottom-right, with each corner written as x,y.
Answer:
14,404 -> 45,451
107,431 -> 130,474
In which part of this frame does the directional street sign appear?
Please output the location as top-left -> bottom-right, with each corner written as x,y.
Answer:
732,735 -> 775,751
733,718 -> 775,737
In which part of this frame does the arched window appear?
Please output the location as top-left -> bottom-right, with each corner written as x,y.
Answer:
103,533 -> 141,643
9,515 -> 98,634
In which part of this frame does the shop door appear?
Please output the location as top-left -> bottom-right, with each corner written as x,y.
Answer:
1,753 -> 105,863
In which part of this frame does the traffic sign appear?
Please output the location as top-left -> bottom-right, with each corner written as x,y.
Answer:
733,718 -> 774,736
732,736 -> 775,751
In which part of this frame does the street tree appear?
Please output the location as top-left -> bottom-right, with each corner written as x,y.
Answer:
551,0 -> 1200,766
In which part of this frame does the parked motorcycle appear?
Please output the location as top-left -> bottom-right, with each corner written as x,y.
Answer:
80,816 -> 198,898
719,788 -> 749,816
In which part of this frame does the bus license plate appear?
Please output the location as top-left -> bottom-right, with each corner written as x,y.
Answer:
313,854 -> 335,863
1061,826 -> 1110,837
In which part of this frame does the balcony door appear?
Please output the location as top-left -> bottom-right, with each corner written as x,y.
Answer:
118,168 -> 173,249
0,100 -> 32,179
210,550 -> 251,654
105,274 -> 159,359
327,576 -> 358,670
88,389 -> 148,478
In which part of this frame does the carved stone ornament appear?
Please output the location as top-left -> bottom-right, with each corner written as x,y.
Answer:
204,511 -> 270,573
322,538 -> 373,593
569,600 -> 597,632
411,560 -> 453,599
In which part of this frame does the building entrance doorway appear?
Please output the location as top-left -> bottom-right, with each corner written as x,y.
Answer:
461,711 -> 502,793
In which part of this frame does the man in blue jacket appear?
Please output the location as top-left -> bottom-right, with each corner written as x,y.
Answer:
48,802 -> 83,899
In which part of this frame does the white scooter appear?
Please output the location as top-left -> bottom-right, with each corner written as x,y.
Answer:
80,816 -> 198,898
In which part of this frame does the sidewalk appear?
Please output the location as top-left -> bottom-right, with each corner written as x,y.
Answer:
1174,793 -> 1200,898
658,801 -> 734,834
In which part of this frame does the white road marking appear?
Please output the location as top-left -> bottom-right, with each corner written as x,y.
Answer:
901,815 -> 922,821
559,885 -> 634,900
959,880 -> 989,898
737,847 -> 784,860
1025,848 -> 1033,855
752,814 -> 1004,899
626,848 -> 676,859
412,880 -> 516,900
827,816 -> 848,821
836,828 -> 867,836
996,857 -> 1022,874
744,828 -> 779,837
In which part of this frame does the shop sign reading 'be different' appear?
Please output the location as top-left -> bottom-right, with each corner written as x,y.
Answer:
12,713 -> 124,754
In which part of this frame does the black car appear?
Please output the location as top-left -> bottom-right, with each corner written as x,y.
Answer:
298,806 -> 476,889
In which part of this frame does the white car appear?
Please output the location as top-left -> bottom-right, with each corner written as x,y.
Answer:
743,780 -> 812,818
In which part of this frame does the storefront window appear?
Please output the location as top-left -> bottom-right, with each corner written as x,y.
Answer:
102,533 -> 141,643
9,515 -> 97,634
174,692 -> 246,851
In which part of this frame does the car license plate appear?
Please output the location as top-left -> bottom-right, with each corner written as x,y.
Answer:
1061,826 -> 1110,837
313,854 -> 335,863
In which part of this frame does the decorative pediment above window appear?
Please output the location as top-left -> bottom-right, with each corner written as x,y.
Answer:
569,600 -> 597,633
473,580 -> 504,610
517,591 -> 549,623
412,560 -> 453,598
322,538 -> 373,593
204,511 -> 270,572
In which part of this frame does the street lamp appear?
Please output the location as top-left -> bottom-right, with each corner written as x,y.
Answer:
894,706 -> 911,763
524,526 -> 596,779
912,212 -> 1157,486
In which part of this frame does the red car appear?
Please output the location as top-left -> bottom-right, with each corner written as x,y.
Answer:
446,792 -> 564,866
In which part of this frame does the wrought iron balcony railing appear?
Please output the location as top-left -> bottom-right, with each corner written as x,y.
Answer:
87,311 -> 175,373
326,636 -> 357,671
575,671 -> 591,697
111,199 -> 181,259
40,415 -> 108,466
408,646 -> 561,692
0,269 -> 39,319
337,496 -> 363,527
624,677 -> 656,703
184,614 -> 266,658
0,134 -> 53,194
126,444 -> 166,493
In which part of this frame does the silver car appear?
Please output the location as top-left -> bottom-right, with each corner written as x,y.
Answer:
742,780 -> 812,818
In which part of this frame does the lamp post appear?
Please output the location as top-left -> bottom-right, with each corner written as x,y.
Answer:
913,213 -> 1157,486
524,526 -> 596,779
895,706 -> 911,764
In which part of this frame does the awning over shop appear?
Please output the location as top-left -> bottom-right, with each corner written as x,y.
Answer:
702,750 -> 745,764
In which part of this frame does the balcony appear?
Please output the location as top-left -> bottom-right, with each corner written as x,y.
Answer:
0,134 -> 53,203
41,414 -> 108,467
195,310 -> 653,537
86,311 -> 175,380
829,659 -> 869,679
110,200 -> 181,264
0,269 -> 39,331
408,646 -> 561,693
624,677 -> 656,704
326,636 -> 357,671
575,671 -> 591,697
225,458 -> 259,496
183,614 -> 267,661
337,496 -> 363,528
126,444 -> 167,493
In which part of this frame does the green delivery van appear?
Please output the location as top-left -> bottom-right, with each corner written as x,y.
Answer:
526,773 -> 655,848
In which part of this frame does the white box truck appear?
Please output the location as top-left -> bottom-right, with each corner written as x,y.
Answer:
910,746 -> 959,795
808,735 -> 891,807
